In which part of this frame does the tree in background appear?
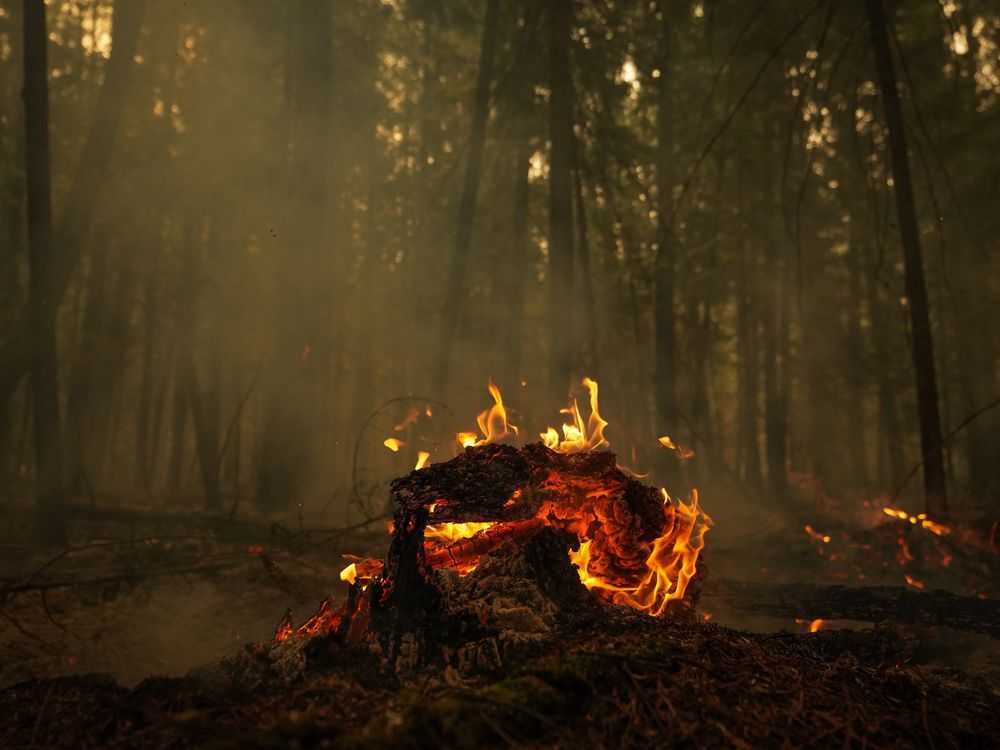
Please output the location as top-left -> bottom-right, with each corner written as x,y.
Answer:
21,0 -> 62,543
865,0 -> 947,516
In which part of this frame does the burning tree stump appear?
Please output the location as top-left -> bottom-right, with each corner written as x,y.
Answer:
272,442 -> 710,676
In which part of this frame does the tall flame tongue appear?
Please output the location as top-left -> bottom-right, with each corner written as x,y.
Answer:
457,379 -> 518,448
339,378 -> 711,622
540,377 -> 608,453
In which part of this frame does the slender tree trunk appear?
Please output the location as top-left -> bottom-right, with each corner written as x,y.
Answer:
763,127 -> 789,500
135,243 -> 159,499
546,0 -> 576,399
572,164 -> 598,371
653,4 -> 679,465
737,241 -> 763,492
764,235 -> 789,499
257,0 -> 334,511
22,0 -> 64,544
504,129 -> 533,386
845,228 -> 867,490
166,367 -> 187,503
0,0 -> 146,409
866,0 -> 947,515
0,0 -> 24,484
433,0 -> 499,392
867,273 -> 906,486
64,234 -> 107,496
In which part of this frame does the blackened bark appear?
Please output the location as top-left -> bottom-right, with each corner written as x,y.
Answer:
866,0 -> 947,515
22,0 -> 64,544
433,0 -> 499,392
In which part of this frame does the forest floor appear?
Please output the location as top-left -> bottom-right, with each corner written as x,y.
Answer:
0,481 -> 997,748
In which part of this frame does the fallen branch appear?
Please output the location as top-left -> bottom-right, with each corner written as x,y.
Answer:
0,562 -> 240,596
708,578 -> 1000,638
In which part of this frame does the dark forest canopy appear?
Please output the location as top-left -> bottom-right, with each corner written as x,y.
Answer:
0,0 -> 998,540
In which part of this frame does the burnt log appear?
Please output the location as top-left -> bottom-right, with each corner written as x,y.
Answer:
709,578 -> 1000,637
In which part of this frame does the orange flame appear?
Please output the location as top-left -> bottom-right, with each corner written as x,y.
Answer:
568,489 -> 711,616
903,573 -> 925,590
541,377 -> 609,453
415,451 -> 430,470
340,563 -> 358,585
393,407 -> 421,432
796,617 -> 827,633
346,377 -> 710,622
383,438 -> 405,452
456,380 -> 518,448
657,435 -> 695,460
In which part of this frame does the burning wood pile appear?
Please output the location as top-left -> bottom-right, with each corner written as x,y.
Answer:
269,379 -> 711,675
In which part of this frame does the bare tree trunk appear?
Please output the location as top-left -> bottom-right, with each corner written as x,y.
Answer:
764,237 -> 789,500
22,0 -> 64,544
179,222 -> 220,511
546,0 -> 576,400
433,0 -> 499,392
135,243 -> 159,499
257,0 -> 334,511
0,0 -> 146,409
166,367 -> 187,503
737,241 -> 763,492
845,229 -> 867,490
763,127 -> 789,500
64,233 -> 108,496
572,164 -> 598,371
502,72 -> 534,387
866,0 -> 947,515
653,4 -> 679,468
0,0 -> 24,485
867,273 -> 906,486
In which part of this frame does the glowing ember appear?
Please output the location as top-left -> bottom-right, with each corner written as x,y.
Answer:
804,525 -> 831,543
903,573 -> 925,590
657,435 -> 695,460
882,506 -> 949,536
